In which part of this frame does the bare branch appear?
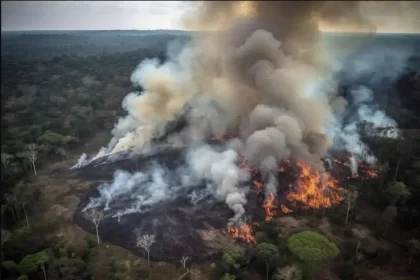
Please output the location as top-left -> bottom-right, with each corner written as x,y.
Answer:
18,144 -> 38,175
180,256 -> 189,269
136,234 -> 156,253
84,208 -> 104,226
1,153 -> 13,173
135,231 -> 156,268
84,208 -> 104,245
352,227 -> 369,240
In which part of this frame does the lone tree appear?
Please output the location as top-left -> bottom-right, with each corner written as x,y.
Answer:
287,231 -> 339,279
352,227 -> 369,257
17,251 -> 50,280
408,238 -> 420,267
379,205 -> 398,236
18,144 -> 38,176
83,209 -> 104,245
135,233 -> 156,268
180,256 -> 189,270
1,153 -> 14,173
222,245 -> 245,273
255,243 -> 280,280
14,182 -> 34,228
385,182 -> 411,205
343,187 -> 358,226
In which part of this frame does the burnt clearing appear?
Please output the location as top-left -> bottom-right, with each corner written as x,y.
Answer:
58,144 -> 266,264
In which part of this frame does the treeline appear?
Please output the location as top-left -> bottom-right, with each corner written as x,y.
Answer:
0,37 -> 183,192
1,31 -> 190,61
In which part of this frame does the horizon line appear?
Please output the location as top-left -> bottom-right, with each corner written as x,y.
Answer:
1,29 -> 419,35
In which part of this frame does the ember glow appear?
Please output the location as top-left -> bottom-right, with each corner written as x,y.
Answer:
280,204 -> 293,213
286,161 -> 344,209
366,169 -> 378,178
263,192 -> 276,221
332,155 -> 379,179
226,224 -> 256,245
239,156 -> 260,175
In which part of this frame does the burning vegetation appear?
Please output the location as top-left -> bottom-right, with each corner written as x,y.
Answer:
286,161 -> 343,210
219,134 -> 380,244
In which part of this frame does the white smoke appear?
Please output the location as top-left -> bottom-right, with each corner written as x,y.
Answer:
349,155 -> 358,176
328,85 -> 399,164
83,162 -> 203,216
187,144 -> 250,225
71,153 -> 88,169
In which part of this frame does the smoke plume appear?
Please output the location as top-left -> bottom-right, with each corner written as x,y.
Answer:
80,1 -> 403,224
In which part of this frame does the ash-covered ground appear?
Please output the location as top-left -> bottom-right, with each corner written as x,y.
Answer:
56,139 -> 363,264
59,144 -> 266,264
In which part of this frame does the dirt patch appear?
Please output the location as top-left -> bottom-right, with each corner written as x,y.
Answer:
276,215 -> 310,239
197,229 -> 235,251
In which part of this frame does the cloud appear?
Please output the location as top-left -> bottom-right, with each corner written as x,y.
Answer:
1,1 -> 188,31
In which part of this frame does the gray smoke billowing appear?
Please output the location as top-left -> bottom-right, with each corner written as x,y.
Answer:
78,1 -> 406,224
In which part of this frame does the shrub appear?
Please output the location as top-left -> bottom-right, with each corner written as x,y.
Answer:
221,273 -> 236,280
256,231 -> 271,244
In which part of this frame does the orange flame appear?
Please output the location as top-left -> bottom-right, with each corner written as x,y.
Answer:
227,224 -> 256,244
280,204 -> 293,213
286,161 -> 343,209
264,192 -> 276,221
366,169 -> 378,178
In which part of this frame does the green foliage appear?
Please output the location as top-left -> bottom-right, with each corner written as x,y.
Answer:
258,220 -> 280,239
222,245 -> 245,272
221,273 -> 236,280
256,243 -> 280,264
37,131 -> 75,147
287,231 -> 339,262
256,231 -> 271,244
48,257 -> 90,280
17,275 -> 29,280
385,182 -> 411,204
54,234 -> 90,258
1,260 -> 17,270
380,205 -> 398,226
10,227 -> 32,244
18,251 -> 50,274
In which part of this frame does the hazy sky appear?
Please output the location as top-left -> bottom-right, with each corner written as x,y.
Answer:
2,1 -> 420,33
1,1 -> 192,31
